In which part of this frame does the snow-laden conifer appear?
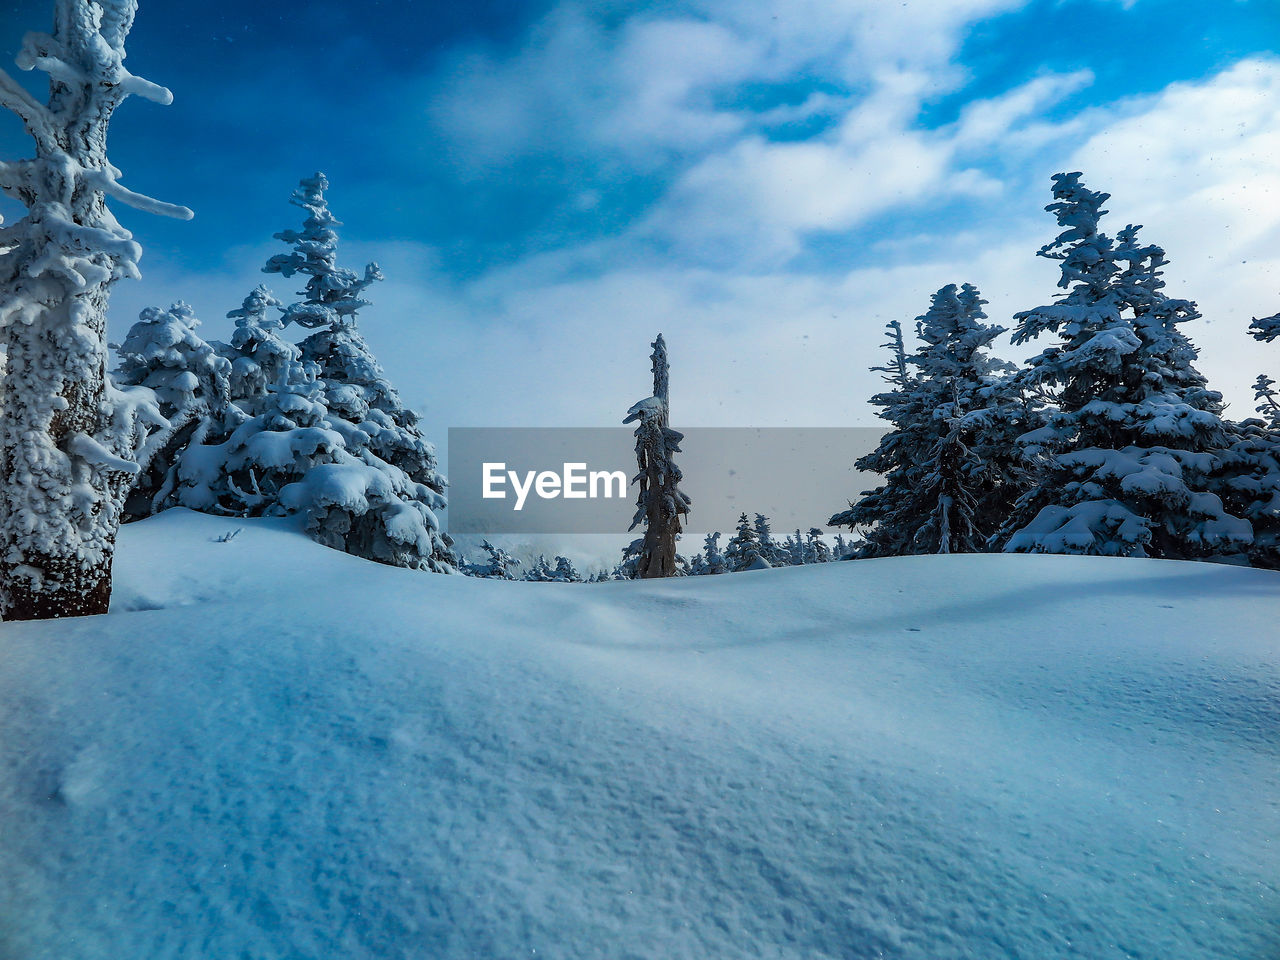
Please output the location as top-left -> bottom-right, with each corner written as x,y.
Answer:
112,302 -> 234,520
468,540 -> 520,579
551,556 -> 582,582
753,513 -> 788,566
115,302 -> 230,420
524,555 -> 555,582
1001,174 -> 1249,559
831,285 -> 1011,556
1209,317 -> 1280,568
805,528 -> 831,563
786,529 -> 806,565
700,532 -> 727,574
258,174 -> 454,572
724,513 -> 770,571
1252,375 -> 1280,432
221,285 -> 297,409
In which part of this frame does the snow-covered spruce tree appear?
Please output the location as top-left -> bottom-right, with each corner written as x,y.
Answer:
467,539 -> 520,579
828,319 -> 917,557
805,527 -> 831,563
1251,375 -> 1280,432
1000,172 -> 1249,560
113,302 -> 231,419
114,303 -> 231,419
623,333 -> 691,578
1212,418 -> 1280,569
830,285 -> 1012,556
832,533 -> 849,559
701,531 -> 727,574
172,357 -> 341,517
523,555 -> 555,582
220,284 -> 297,409
1207,313 -> 1280,569
724,512 -> 770,571
551,556 -> 582,583
112,302 -> 234,520
753,513 -> 788,566
0,1 -> 192,620
778,529 -> 798,568
259,173 -> 454,572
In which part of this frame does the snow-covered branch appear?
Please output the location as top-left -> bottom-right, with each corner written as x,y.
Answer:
1250,310 -> 1280,344
82,169 -> 194,221
0,67 -> 55,151
66,431 -> 140,475
118,73 -> 173,105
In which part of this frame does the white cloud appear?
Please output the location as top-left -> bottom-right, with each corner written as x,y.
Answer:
427,5 -> 761,171
426,0 -> 1030,175
632,68 -> 1092,266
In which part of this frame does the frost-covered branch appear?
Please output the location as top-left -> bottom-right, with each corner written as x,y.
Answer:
118,73 -> 173,105
0,67 -> 55,152
81,168 -> 193,220
66,431 -> 139,475
1250,309 -> 1280,344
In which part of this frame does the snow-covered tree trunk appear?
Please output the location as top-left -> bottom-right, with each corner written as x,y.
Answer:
0,1 -> 191,620
624,334 -> 691,578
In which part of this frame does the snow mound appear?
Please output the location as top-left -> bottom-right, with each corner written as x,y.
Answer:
1,510 -> 1277,959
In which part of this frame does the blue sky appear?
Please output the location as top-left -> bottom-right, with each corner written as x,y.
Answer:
2,0 -> 1279,444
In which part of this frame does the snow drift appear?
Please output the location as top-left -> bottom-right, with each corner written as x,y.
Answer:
0,510 -> 1277,959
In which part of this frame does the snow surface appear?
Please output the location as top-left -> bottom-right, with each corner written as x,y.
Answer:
1,509 -> 1278,959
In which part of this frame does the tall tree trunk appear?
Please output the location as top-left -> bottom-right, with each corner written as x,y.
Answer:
1,285 -> 120,620
0,0 -> 191,620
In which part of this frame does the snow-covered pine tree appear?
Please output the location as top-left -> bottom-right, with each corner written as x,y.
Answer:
805,528 -> 831,563
1000,172 -> 1249,560
262,173 -> 454,572
624,333 -> 691,578
1252,375 -> 1280,432
1207,312 -> 1280,569
114,302 -> 231,420
872,318 -> 908,387
753,513 -> 788,566
468,540 -> 520,579
112,302 -> 233,520
700,532 -> 727,574
1212,419 -> 1280,569
551,556 -> 582,582
830,284 -> 1011,556
786,529 -> 806,565
0,0 -> 192,619
173,357 -> 342,517
724,512 -> 770,571
829,319 -> 917,557
221,284 -> 297,409
523,555 -> 555,582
